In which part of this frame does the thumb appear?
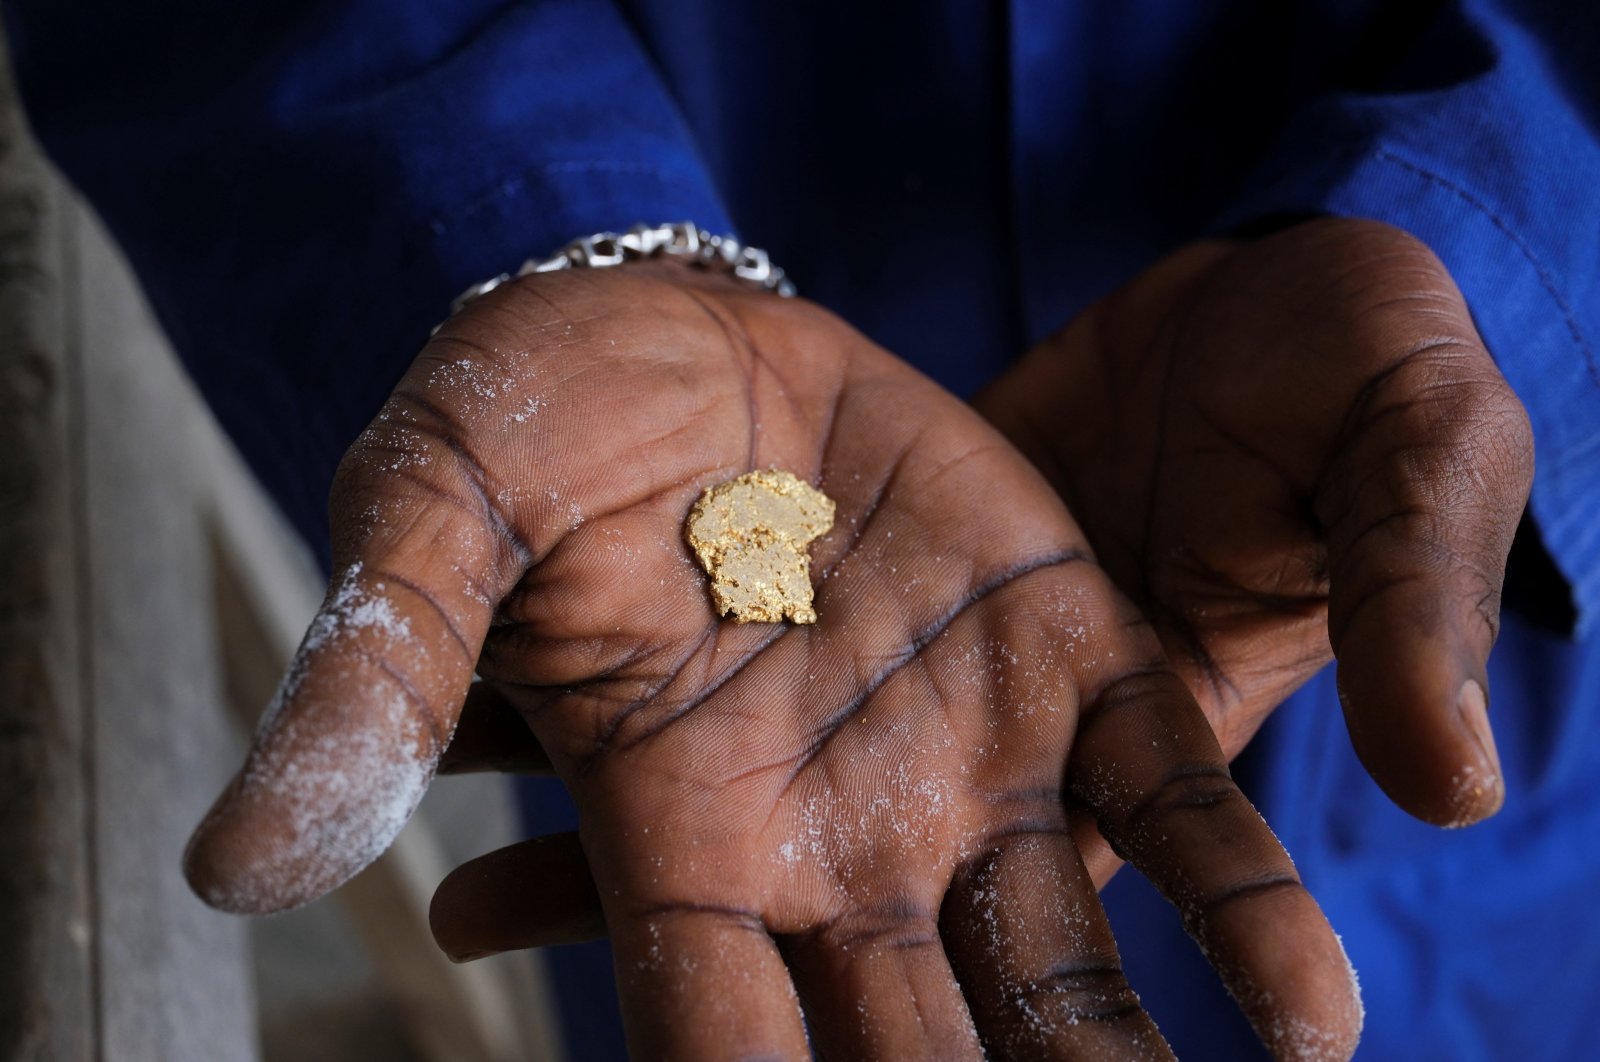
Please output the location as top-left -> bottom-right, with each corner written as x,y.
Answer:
1319,338 -> 1534,827
185,430 -> 528,913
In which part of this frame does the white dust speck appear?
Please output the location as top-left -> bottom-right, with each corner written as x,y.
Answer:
299,562 -> 413,655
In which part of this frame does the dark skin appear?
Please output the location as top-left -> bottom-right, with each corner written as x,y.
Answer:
976,218 -> 1533,877
185,262 -> 1362,1059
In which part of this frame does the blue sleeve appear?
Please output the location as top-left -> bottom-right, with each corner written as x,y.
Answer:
1218,0 -> 1600,635
0,0 -> 732,557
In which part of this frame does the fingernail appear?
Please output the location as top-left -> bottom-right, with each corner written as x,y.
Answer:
1456,679 -> 1505,819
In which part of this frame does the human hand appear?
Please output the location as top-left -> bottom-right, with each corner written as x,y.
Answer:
976,218 -> 1534,842
185,262 -> 1361,1059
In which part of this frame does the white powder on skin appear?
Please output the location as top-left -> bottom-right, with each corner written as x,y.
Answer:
426,356 -> 502,416
506,394 -> 546,426
769,729 -> 964,874
292,562 -> 413,659
961,842 -> 1119,1050
423,352 -> 549,423
1183,858 -> 1363,1062
1232,978 -> 1364,1062
1335,932 -> 1365,1032
601,525 -> 641,570
199,690 -> 433,914
1442,762 -> 1502,828
347,420 -> 433,474
190,563 -> 439,913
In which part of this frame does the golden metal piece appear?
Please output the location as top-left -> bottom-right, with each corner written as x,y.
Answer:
685,470 -> 836,624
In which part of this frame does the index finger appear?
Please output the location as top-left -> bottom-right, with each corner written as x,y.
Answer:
184,414 -> 526,913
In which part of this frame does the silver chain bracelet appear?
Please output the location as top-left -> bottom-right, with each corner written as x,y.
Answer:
448,221 -> 797,317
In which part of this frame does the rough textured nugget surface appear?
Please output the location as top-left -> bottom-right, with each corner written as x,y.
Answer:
685,469 -> 836,623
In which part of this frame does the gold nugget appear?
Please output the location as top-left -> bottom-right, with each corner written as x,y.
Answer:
685,469 -> 836,624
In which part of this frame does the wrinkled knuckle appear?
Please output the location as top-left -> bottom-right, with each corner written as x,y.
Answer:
1184,873 -> 1305,930
640,901 -> 767,935
1438,385 -> 1536,521
817,906 -> 940,953
1398,336 -> 1484,379
1479,386 -> 1536,492
1395,343 -> 1522,441
1473,582 -> 1503,645
1078,666 -> 1184,731
1454,559 -> 1507,646
336,397 -> 462,483
1122,767 -> 1240,837
1370,381 -> 1526,526
1009,963 -> 1143,1026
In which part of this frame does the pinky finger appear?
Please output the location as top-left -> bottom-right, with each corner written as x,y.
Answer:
429,833 -> 604,961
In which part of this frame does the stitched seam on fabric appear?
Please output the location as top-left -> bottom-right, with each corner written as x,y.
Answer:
1370,147 -> 1600,390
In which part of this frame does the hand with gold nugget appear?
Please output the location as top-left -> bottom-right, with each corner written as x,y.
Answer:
184,260 -> 1361,1059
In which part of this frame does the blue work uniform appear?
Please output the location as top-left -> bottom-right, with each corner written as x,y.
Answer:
4,2 -> 1596,1058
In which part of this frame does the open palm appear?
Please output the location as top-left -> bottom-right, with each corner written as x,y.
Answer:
186,263 -> 1360,1059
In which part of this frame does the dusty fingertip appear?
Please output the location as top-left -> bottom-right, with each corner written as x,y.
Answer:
1263,1010 -> 1363,1061
182,722 -> 435,915
1224,923 -> 1364,1062
1337,932 -> 1365,1037
181,781 -> 378,916
1444,678 -> 1505,827
182,783 -> 425,915
1248,962 -> 1364,1062
1276,931 -> 1364,1062
1337,669 -> 1505,828
183,777 -> 270,915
